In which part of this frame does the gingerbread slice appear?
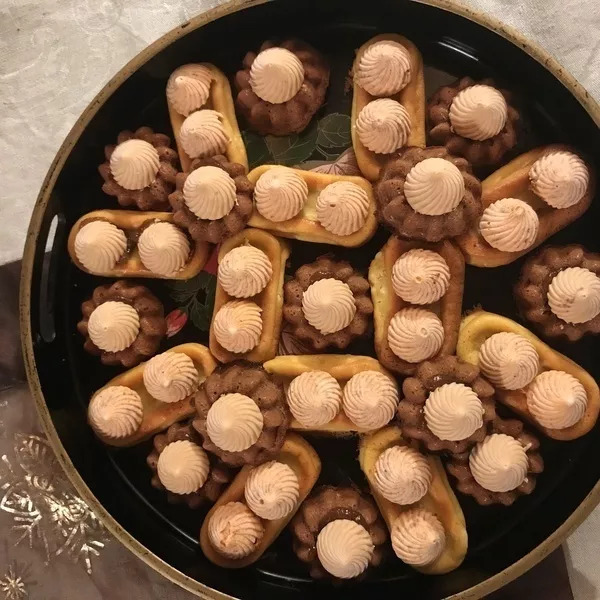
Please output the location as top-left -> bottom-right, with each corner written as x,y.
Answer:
199,433 -> 321,568
359,425 -> 467,574
457,310 -> 600,440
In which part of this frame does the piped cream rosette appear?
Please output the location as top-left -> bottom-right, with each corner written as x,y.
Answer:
457,310 -> 599,440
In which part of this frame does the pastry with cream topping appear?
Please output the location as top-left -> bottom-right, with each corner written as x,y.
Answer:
99,126 -> 178,211
88,385 -> 143,442
253,166 -> 308,222
73,220 -> 127,273
396,355 -> 496,454
143,350 -> 199,403
428,76 -> 519,167
283,255 -> 373,351
235,39 -> 329,136
207,502 -> 265,559
138,221 -> 191,277
77,280 -> 166,367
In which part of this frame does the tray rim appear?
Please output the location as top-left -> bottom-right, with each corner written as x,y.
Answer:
19,0 -> 600,598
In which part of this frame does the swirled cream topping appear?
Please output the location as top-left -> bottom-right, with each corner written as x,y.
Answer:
208,502 -> 264,559
479,198 -> 539,252
316,519 -> 374,579
138,222 -> 190,276
424,382 -> 484,441
529,151 -> 589,209
183,165 -> 237,221
302,278 -> 356,335
387,308 -> 444,363
373,445 -> 432,505
87,301 -> 140,352
143,351 -> 199,403
404,158 -> 465,216
254,167 -> 308,222
88,386 -> 143,439
391,249 -> 450,305
74,220 -> 127,273
287,370 -> 342,427
356,98 -> 411,154
526,370 -> 587,429
157,440 -> 209,495
449,84 -> 508,141
391,509 -> 445,566
110,139 -> 160,191
249,47 -> 304,104
217,245 -> 272,298
179,109 -> 229,159
469,433 -> 528,492
342,370 -> 398,430
316,181 -> 370,236
166,64 -> 213,116
547,267 -> 600,324
213,300 -> 263,354
206,393 -> 264,452
479,332 -> 539,390
244,460 -> 300,520
355,40 -> 412,96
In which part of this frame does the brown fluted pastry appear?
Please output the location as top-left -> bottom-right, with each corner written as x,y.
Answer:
193,362 -> 290,466
235,39 -> 330,136
146,420 -> 234,509
77,280 -> 166,368
282,255 -> 374,351
169,154 -> 253,244
446,417 -> 544,506
515,244 -> 600,341
428,77 -> 519,167
375,146 -> 482,242
397,355 -> 496,454
98,127 -> 178,211
291,486 -> 387,580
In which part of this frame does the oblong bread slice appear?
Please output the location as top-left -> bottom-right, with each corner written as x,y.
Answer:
167,63 -> 247,172
457,310 -> 600,440
358,425 -> 467,574
351,33 -> 426,181
90,343 -> 217,447
247,165 -> 377,247
67,209 -> 210,278
368,236 -> 465,375
455,144 -> 595,267
263,354 -> 397,434
209,228 -> 289,363
199,432 -> 321,568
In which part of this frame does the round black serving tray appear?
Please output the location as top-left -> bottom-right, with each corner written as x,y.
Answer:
21,0 -> 600,598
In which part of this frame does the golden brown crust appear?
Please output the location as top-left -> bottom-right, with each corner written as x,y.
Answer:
67,209 -> 210,278
369,236 -> 465,376
146,419 -> 234,509
247,166 -> 378,247
168,154 -> 253,244
235,39 -> 330,136
358,426 -> 467,574
90,343 -> 217,447
514,244 -> 600,342
428,76 -> 519,167
98,126 -> 178,211
263,354 -> 397,434
209,228 -> 289,363
396,355 -> 496,454
446,417 -> 544,506
199,433 -> 321,568
375,146 -> 482,241
77,280 -> 166,368
167,63 -> 247,172
457,310 -> 600,440
351,34 -> 426,181
456,145 -> 596,267
193,362 -> 291,466
290,485 -> 388,580
283,255 -> 374,351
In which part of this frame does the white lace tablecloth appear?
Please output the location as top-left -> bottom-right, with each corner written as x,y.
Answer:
0,1 -> 599,598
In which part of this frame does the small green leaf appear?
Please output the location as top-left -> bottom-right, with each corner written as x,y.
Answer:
168,272 -> 216,332
264,121 -> 318,166
316,113 -> 351,149
189,301 -> 212,331
242,130 -> 271,169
